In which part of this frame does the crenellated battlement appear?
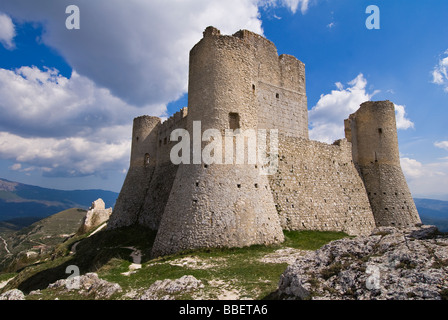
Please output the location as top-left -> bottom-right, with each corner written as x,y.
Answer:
159,107 -> 188,132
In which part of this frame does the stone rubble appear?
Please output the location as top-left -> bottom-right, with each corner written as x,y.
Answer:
277,225 -> 448,300
47,272 -> 122,299
139,275 -> 204,300
0,289 -> 25,300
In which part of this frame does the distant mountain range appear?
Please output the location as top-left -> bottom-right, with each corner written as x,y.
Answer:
414,198 -> 448,232
0,177 -> 447,232
0,178 -> 118,227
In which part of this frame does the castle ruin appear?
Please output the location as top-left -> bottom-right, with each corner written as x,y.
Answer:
107,27 -> 421,257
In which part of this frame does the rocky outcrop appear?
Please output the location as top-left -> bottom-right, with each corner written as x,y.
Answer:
0,289 -> 25,300
140,275 -> 204,300
277,225 -> 448,300
47,272 -> 122,299
78,199 -> 112,234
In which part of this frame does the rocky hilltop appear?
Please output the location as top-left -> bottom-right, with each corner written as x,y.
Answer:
1,219 -> 447,300
277,225 -> 448,300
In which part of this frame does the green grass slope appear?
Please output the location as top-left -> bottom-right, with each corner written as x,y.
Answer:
0,226 -> 348,300
0,208 -> 87,271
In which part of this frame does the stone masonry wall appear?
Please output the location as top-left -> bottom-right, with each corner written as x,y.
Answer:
232,29 -> 308,139
358,164 -> 420,227
269,135 -> 376,236
152,164 -> 284,257
257,81 -> 308,138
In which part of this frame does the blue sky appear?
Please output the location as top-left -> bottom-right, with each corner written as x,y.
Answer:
0,0 -> 447,199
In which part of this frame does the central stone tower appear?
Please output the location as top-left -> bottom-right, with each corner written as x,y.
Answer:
151,27 -> 310,256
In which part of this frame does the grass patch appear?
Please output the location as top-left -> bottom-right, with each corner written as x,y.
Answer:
283,230 -> 349,250
0,272 -> 15,283
5,227 -> 349,300
103,229 -> 348,299
320,262 -> 343,280
441,289 -> 448,300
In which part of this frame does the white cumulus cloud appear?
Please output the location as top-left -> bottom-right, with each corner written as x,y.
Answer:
0,0 -> 266,109
394,104 -> 415,130
0,1 -> 310,180
401,157 -> 448,198
308,74 -> 377,143
260,0 -> 311,14
0,12 -> 15,49
0,131 -> 130,177
0,66 -> 141,177
432,50 -> 448,92
435,141 -> 448,151
309,74 -> 414,144
0,66 -> 148,138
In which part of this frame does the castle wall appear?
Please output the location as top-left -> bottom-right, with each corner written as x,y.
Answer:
109,27 -> 421,258
269,135 -> 376,236
157,107 -> 188,164
346,101 -> 421,228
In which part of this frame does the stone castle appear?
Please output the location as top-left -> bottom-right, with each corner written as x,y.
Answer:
107,27 -> 421,257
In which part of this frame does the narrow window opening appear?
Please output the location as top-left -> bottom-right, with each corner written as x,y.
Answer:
276,93 -> 280,99
237,184 -> 241,189
164,137 -> 167,145
252,84 -> 256,92
229,112 -> 240,130
378,128 -> 383,134
144,153 -> 150,167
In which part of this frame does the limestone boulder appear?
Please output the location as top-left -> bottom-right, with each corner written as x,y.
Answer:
277,225 -> 448,300
140,275 -> 204,300
78,198 -> 112,234
0,289 -> 25,300
48,272 -> 121,299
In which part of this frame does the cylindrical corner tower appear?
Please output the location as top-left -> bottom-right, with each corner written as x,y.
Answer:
151,27 -> 284,257
347,100 -> 421,228
108,116 -> 161,229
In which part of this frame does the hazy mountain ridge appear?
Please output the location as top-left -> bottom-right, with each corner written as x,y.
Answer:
0,178 -> 118,223
415,198 -> 448,232
0,178 -> 447,232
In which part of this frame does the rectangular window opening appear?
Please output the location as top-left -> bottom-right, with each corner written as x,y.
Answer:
229,112 -> 240,130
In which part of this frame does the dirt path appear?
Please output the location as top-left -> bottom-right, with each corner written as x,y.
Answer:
0,235 -> 10,254
121,247 -> 142,276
